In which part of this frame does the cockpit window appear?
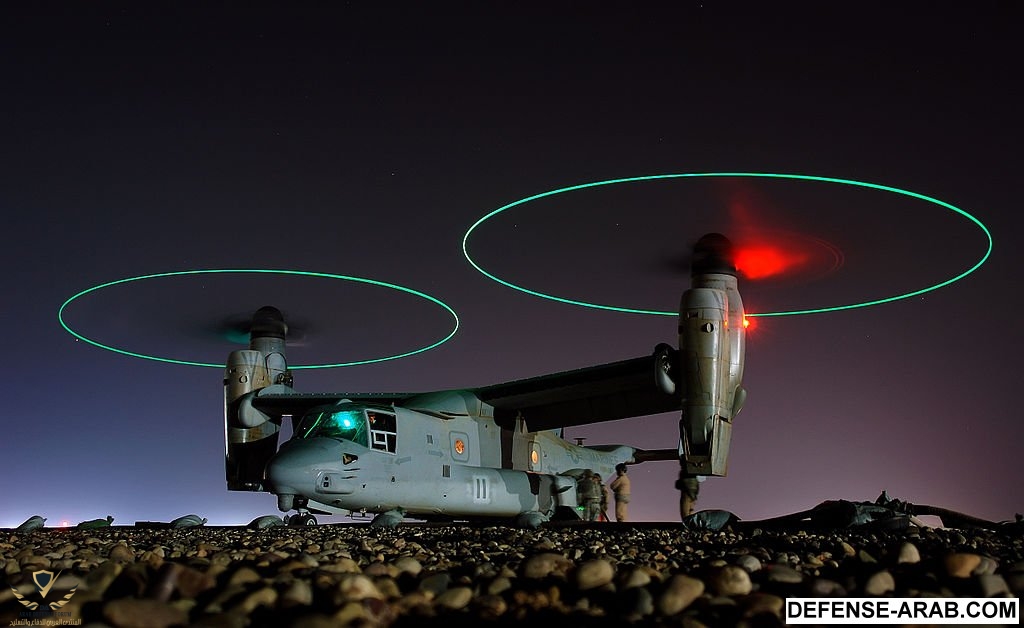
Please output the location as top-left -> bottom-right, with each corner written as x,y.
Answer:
293,404 -> 398,453
294,407 -> 369,447
367,410 -> 397,453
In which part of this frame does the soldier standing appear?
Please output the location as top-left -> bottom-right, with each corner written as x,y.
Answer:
594,472 -> 609,521
609,463 -> 631,522
677,473 -> 701,518
578,470 -> 602,521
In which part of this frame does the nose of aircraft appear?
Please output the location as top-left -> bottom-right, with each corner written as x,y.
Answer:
266,438 -> 341,496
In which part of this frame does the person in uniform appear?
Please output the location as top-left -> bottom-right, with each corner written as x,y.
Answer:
677,472 -> 700,518
594,472 -> 609,521
609,463 -> 631,522
578,470 -> 603,521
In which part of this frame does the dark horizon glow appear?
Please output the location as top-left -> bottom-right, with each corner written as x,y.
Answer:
58,269 -> 461,369
462,173 -> 993,318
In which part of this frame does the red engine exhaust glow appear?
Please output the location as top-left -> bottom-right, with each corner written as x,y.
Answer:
734,244 -> 808,280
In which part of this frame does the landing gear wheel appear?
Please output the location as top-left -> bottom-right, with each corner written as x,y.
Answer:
288,513 -> 318,526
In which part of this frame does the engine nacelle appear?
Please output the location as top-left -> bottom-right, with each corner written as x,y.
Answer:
224,306 -> 291,492
678,235 -> 746,477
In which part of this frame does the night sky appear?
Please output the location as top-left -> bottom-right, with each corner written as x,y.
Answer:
4,3 -> 1021,527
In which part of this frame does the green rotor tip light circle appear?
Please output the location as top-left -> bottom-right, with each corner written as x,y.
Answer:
462,172 -> 993,317
58,269 -> 460,368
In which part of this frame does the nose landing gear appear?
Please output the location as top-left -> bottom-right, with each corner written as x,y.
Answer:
286,511 -> 318,526
281,496 -> 318,526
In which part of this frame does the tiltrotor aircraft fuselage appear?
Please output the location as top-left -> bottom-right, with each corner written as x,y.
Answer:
224,233 -> 747,526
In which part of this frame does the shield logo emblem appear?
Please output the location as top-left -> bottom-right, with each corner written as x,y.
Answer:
32,570 -> 58,598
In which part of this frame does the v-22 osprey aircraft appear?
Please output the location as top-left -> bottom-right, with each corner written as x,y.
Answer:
224,233 -> 747,526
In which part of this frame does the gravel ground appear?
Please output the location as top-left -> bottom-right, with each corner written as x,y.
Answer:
2,521 -> 1022,627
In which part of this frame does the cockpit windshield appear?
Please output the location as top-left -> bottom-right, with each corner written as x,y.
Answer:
294,406 -> 369,447
293,404 -> 398,453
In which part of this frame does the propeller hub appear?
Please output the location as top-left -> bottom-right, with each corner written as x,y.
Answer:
250,306 -> 288,340
692,233 -> 736,277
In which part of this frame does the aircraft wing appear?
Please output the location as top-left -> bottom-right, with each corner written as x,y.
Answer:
474,346 -> 680,431
250,390 -> 420,416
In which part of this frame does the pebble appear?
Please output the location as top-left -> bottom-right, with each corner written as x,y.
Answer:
1005,572 -> 1024,594
280,579 -> 314,606
864,569 -> 896,595
897,541 -> 921,563
617,565 -> 652,589
977,574 -> 1011,597
574,558 -> 614,590
710,565 -> 752,596
734,554 -> 762,572
620,585 -> 654,618
474,592 -> 508,617
103,598 -> 188,628
226,565 -> 261,587
393,555 -> 423,576
435,585 -> 474,609
945,552 -> 982,577
232,586 -> 277,614
742,592 -> 784,618
763,564 -> 803,584
336,573 -> 384,601
976,555 -> 999,575
657,574 -> 704,615
520,551 -> 573,579
808,577 -> 847,596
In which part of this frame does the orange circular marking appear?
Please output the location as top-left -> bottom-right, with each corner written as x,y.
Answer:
530,450 -> 539,465
454,439 -> 465,455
